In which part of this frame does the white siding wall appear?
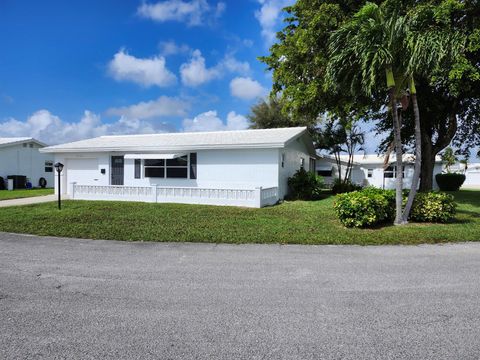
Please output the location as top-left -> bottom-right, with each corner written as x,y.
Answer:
278,137 -> 314,198
0,143 -> 54,187
57,149 -> 280,196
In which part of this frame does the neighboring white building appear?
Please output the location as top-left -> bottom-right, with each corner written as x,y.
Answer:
40,127 -> 317,208
0,137 -> 54,188
449,162 -> 480,190
316,153 -> 444,190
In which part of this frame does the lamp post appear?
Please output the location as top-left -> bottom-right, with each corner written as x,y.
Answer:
54,162 -> 64,210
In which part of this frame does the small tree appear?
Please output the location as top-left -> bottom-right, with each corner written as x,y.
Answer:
441,147 -> 457,173
315,117 -> 365,184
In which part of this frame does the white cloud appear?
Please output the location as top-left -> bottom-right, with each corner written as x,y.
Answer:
180,50 -> 250,87
182,110 -> 249,132
221,54 -> 250,74
179,50 -> 222,86
230,77 -> 267,100
255,0 -> 294,46
137,0 -> 225,26
159,40 -> 191,56
0,110 -> 173,144
108,49 -> 176,87
106,96 -> 190,119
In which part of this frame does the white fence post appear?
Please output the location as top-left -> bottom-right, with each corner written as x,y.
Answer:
152,186 -> 157,203
70,182 -> 77,199
255,187 -> 262,208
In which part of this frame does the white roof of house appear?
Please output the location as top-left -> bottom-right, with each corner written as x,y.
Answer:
0,137 -> 47,148
319,153 -> 442,165
40,127 -> 316,155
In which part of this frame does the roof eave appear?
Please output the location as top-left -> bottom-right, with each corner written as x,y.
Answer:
39,142 -> 288,154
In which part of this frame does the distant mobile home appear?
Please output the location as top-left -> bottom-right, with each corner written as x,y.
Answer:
316,154 -> 444,189
317,153 -> 480,190
0,137 -> 54,188
40,127 -> 317,207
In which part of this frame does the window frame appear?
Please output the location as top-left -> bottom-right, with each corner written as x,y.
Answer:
367,169 -> 373,178
384,165 -> 405,178
44,160 -> 53,173
143,154 -> 191,179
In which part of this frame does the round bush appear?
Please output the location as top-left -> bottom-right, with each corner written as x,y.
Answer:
410,192 -> 456,223
333,190 -> 392,228
435,173 -> 466,191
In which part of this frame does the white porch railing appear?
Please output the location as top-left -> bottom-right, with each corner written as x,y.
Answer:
71,183 -> 279,208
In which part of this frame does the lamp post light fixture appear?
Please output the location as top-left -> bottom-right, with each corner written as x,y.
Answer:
54,162 -> 64,210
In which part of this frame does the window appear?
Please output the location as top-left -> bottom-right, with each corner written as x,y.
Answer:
23,143 -> 27,148
384,165 -> 404,178
144,155 -> 191,179
367,169 -> 373,178
29,143 -> 34,148
144,159 -> 165,178
281,153 -> 285,168
300,158 -> 305,169
134,159 -> 141,179
45,160 -> 53,173
190,153 -> 197,179
317,170 -> 333,177
309,158 -> 316,173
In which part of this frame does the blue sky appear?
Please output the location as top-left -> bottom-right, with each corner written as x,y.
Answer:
0,0 -> 296,144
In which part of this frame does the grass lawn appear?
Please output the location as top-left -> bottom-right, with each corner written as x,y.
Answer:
0,188 -> 54,201
0,190 -> 478,245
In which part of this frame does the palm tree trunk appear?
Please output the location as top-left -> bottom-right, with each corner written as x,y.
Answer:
390,88 -> 405,225
402,80 -> 421,221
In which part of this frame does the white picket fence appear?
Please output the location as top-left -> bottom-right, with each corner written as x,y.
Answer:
71,183 -> 279,208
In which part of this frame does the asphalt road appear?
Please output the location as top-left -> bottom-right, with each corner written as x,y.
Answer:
1,232 -> 480,360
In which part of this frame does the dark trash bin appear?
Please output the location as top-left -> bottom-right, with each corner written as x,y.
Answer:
7,175 -> 27,189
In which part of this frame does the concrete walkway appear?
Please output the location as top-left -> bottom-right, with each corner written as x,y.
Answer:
0,194 -> 57,207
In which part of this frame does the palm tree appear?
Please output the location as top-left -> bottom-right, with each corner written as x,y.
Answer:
327,2 -> 408,224
327,1 -> 465,224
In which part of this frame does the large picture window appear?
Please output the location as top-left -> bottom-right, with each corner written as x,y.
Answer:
144,154 -> 193,179
144,159 -> 165,178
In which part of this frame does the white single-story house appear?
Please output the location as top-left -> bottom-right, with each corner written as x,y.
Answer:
316,154 -> 444,190
449,162 -> 480,189
0,137 -> 54,188
40,127 -> 317,207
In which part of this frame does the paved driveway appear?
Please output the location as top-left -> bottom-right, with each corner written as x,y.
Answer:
1,233 -> 480,360
0,194 -> 56,207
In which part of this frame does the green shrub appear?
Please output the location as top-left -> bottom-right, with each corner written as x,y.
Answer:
334,188 -> 456,228
435,173 -> 466,191
333,189 -> 392,228
0,177 -> 4,190
287,168 -> 324,200
331,178 -> 362,194
410,192 -> 456,222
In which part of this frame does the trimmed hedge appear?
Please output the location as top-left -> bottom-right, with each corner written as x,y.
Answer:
410,192 -> 456,223
287,168 -> 324,200
0,176 -> 4,190
436,173 -> 466,191
334,188 -> 456,228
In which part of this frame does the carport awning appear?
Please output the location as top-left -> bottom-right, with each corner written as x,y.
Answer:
124,153 -> 187,160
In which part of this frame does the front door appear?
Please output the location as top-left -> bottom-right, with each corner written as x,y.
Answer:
111,156 -> 124,185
